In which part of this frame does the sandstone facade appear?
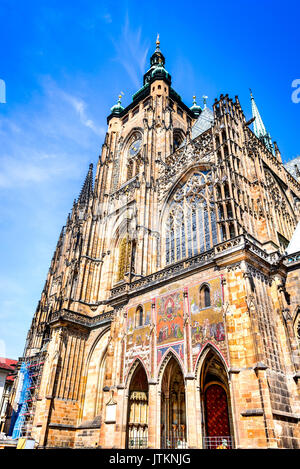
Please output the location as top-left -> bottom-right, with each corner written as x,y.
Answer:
12,39 -> 300,449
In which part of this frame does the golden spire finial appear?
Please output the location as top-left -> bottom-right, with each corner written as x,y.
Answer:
156,33 -> 160,49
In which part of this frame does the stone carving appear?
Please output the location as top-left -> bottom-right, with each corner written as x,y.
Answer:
157,130 -> 214,201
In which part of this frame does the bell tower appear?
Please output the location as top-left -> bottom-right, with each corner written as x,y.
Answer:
92,37 -> 200,287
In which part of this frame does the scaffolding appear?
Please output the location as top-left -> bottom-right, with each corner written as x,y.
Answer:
11,353 -> 45,440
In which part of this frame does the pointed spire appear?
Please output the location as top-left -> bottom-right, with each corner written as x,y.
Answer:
156,33 -> 160,50
250,89 -> 267,139
150,33 -> 165,67
250,89 -> 274,154
78,163 -> 94,205
142,33 -> 171,86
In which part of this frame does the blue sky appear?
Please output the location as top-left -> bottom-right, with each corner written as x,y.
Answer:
0,0 -> 299,359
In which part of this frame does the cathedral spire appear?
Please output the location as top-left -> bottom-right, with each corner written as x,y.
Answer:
250,89 -> 274,154
250,89 -> 267,139
143,34 -> 171,86
78,163 -> 94,205
150,33 -> 165,67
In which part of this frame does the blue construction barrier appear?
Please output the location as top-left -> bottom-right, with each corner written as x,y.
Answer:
11,362 -> 32,440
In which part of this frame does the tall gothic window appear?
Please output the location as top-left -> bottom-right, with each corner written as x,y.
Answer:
117,235 -> 132,282
136,306 -> 144,328
165,171 -> 218,265
200,285 -> 211,308
126,132 -> 143,182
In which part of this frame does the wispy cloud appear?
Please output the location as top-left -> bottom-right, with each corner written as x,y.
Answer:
0,78 -> 105,189
102,12 -> 112,24
111,13 -> 150,88
59,89 -> 105,137
0,76 -> 106,357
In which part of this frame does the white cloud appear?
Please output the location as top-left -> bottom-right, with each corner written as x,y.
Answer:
0,77 -> 105,189
111,13 -> 150,88
59,89 -> 105,137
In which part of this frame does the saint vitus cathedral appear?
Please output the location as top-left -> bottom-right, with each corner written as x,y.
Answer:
10,36 -> 300,449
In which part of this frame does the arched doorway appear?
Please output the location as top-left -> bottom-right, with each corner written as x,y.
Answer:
161,356 -> 187,449
201,349 -> 234,449
126,363 -> 148,449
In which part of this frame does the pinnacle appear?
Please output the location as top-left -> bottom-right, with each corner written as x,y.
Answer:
78,163 -> 94,205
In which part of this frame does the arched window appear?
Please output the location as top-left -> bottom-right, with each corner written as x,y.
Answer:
165,171 -> 218,264
117,235 -> 132,282
200,285 -> 211,308
173,130 -> 185,152
229,223 -> 235,238
224,183 -> 230,199
125,132 -> 143,182
226,202 -> 233,218
136,306 -> 143,328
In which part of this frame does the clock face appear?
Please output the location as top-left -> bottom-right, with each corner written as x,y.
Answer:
129,137 -> 142,157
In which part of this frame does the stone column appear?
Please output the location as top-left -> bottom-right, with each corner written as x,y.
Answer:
185,377 -> 197,448
114,385 -> 126,448
147,381 -> 158,448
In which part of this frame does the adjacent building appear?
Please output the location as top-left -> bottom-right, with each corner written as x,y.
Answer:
0,358 -> 17,434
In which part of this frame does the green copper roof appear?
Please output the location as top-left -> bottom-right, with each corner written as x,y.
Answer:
190,96 -> 202,116
132,83 -> 149,101
250,90 -> 275,155
110,95 -> 124,114
151,64 -> 169,78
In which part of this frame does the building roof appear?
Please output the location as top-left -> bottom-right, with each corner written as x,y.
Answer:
286,221 -> 300,255
179,106 -> 214,150
191,106 -> 214,139
284,155 -> 300,179
0,358 -> 17,381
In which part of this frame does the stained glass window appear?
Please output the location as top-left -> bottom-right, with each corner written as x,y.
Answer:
165,172 -> 218,264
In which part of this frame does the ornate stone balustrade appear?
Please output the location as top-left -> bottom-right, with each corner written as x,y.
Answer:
110,234 -> 281,301
284,251 -> 300,265
49,309 -> 114,329
109,176 -> 140,202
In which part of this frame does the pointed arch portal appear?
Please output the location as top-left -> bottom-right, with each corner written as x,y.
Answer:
126,363 -> 148,449
160,356 -> 187,449
201,349 -> 234,449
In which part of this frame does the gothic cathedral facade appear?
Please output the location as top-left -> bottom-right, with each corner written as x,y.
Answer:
17,39 -> 300,449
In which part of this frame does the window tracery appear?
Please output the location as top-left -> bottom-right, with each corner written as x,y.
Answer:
126,132 -> 143,181
265,170 -> 296,242
165,171 -> 218,264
